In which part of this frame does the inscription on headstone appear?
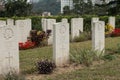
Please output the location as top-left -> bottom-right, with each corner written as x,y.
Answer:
0,25 -> 19,74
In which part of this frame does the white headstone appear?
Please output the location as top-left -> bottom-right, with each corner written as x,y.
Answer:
71,18 -> 83,39
0,25 -> 19,74
53,22 -> 69,66
61,18 -> 68,23
0,20 -> 6,26
91,18 -> 99,38
92,21 -> 105,53
41,18 -> 47,32
91,18 -> 99,30
7,19 -> 14,25
46,19 -> 56,45
108,16 -> 115,29
25,19 -> 32,37
15,19 -> 32,43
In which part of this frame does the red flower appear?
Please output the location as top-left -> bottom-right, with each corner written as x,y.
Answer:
111,28 -> 120,37
19,41 -> 35,50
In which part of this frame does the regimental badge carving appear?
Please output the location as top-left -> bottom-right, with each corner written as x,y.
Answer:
4,28 -> 14,40
59,25 -> 66,34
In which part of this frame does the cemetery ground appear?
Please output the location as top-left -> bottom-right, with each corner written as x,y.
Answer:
20,37 -> 120,80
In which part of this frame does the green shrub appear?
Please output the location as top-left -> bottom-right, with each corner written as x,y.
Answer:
72,31 -> 91,42
36,59 -> 56,74
30,30 -> 50,46
103,54 -> 116,61
31,16 -> 42,30
70,49 -> 103,67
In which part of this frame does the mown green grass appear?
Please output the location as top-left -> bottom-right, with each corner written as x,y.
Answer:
45,55 -> 120,80
20,37 -> 120,79
20,46 -> 52,74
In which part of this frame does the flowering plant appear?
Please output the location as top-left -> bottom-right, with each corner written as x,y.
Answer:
30,30 -> 51,46
19,40 -> 35,50
105,23 -> 114,35
111,28 -> 120,37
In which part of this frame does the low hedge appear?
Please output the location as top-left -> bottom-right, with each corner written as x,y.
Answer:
0,15 -> 120,31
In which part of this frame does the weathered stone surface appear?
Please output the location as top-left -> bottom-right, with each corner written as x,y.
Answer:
0,25 -> 19,74
15,19 -> 32,42
53,22 -> 69,66
0,20 -> 6,26
61,18 -> 68,23
7,19 -> 14,25
46,19 -> 56,45
71,18 -> 83,39
92,21 -> 105,54
108,16 -> 115,29
41,18 -> 47,32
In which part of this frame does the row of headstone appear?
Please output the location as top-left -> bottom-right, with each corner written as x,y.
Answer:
41,18 -> 56,45
0,16 -> 115,74
0,18 -> 32,75
0,20 -> 19,74
42,16 -> 115,45
53,16 -> 116,66
0,19 -> 32,43
41,18 -> 84,45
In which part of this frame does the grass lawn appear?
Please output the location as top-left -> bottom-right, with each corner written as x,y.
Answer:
20,37 -> 120,79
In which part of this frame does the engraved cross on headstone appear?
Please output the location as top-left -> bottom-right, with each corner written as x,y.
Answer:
6,52 -> 13,70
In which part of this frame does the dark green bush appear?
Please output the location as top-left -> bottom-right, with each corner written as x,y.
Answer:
37,59 -> 56,74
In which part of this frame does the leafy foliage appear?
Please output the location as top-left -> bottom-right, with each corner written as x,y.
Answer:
4,0 -> 32,17
30,30 -> 50,46
37,59 -> 56,74
103,54 -> 116,61
73,0 -> 93,15
70,49 -> 103,67
32,0 -> 60,15
105,23 -> 114,35
72,31 -> 91,42
63,6 -> 71,15
107,0 -> 120,15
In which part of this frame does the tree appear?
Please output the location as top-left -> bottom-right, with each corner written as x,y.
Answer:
85,0 -> 93,14
73,0 -> 85,15
73,0 -> 93,15
63,6 -> 71,15
32,0 -> 60,15
94,0 -> 108,16
5,0 -> 32,17
107,0 -> 120,15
